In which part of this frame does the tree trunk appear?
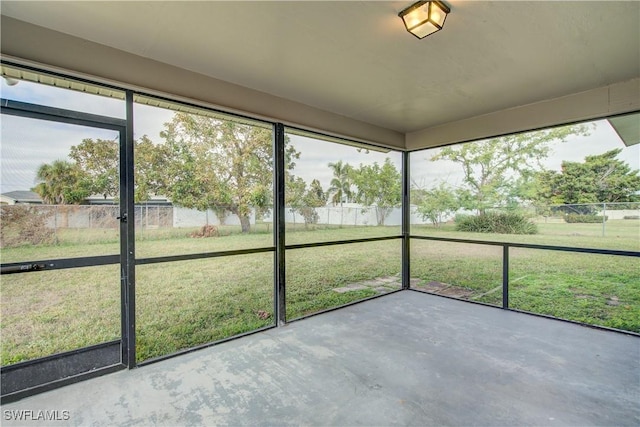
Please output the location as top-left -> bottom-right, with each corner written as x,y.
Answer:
239,214 -> 251,233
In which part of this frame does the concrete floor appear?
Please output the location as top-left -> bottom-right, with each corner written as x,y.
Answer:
3,291 -> 639,426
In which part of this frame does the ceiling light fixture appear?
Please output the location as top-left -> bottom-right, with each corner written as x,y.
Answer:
398,0 -> 450,39
3,76 -> 19,86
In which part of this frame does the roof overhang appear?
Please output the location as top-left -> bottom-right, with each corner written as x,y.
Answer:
608,114 -> 640,147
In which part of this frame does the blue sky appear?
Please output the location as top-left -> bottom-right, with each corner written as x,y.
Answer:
1,77 -> 637,196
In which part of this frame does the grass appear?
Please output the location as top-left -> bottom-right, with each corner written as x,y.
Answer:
411,239 -> 504,306
509,249 -> 639,331
1,220 -> 638,365
410,240 -> 640,331
412,218 -> 640,251
286,240 -> 402,319
136,254 -> 275,361
1,265 -> 121,365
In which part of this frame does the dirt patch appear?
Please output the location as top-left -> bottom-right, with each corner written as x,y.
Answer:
333,275 -> 401,295
412,280 -> 475,299
334,276 -> 475,299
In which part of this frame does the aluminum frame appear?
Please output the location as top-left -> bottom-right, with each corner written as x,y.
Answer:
409,234 -> 640,317
2,58 -> 638,404
0,97 -> 129,403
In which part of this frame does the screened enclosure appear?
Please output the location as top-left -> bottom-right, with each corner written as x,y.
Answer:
1,61 -> 638,402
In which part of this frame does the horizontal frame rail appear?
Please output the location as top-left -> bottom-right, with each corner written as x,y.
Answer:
1,255 -> 120,274
1,248 -> 277,274
136,247 -> 275,265
137,325 -> 277,367
285,235 -> 402,251
0,98 -> 126,130
0,236 -> 402,275
410,234 -> 640,331
408,288 -> 640,338
410,235 -> 640,257
1,340 -> 123,404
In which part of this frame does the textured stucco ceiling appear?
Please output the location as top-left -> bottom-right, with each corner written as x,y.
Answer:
1,1 -> 639,135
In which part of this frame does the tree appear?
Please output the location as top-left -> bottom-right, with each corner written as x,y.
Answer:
286,175 -> 307,226
69,138 -> 119,200
327,160 -> 354,227
431,124 -> 591,214
305,179 -> 327,207
298,179 -> 327,228
33,159 -> 92,204
352,158 -> 402,226
328,160 -> 354,205
534,148 -> 640,211
416,183 -> 458,227
134,135 -> 169,203
68,136 -> 168,203
158,113 -> 298,233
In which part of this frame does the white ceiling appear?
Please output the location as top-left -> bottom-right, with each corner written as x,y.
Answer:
1,1 -> 639,134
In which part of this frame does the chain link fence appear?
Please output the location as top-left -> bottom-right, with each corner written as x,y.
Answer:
531,202 -> 639,220
0,204 -> 260,248
3,202 -> 638,247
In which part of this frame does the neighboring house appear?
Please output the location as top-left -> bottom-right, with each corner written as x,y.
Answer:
0,190 -> 43,205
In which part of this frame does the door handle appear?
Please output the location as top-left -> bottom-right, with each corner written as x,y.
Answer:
1,263 -> 46,274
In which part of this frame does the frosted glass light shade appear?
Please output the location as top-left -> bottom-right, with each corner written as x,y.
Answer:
399,1 -> 450,39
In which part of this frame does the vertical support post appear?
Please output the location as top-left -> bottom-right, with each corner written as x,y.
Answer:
273,123 -> 286,326
120,90 -> 136,368
602,202 -> 606,237
502,245 -> 509,309
402,151 -> 411,290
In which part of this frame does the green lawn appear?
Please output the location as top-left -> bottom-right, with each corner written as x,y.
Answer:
412,218 -> 640,251
1,221 -> 638,365
410,240 -> 639,331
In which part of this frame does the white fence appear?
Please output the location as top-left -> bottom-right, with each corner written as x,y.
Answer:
172,207 -> 254,228
264,204 -> 430,226
7,202 -> 635,232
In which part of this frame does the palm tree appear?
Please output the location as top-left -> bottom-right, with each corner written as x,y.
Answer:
327,160 -> 353,227
33,160 -> 91,205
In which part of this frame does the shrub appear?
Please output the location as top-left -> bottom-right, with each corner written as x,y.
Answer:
297,206 -> 320,227
454,213 -> 472,224
564,214 -> 607,223
0,205 -> 56,248
455,212 -> 538,235
623,215 -> 639,220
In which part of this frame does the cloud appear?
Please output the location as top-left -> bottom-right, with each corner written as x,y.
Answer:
1,114 -> 118,192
